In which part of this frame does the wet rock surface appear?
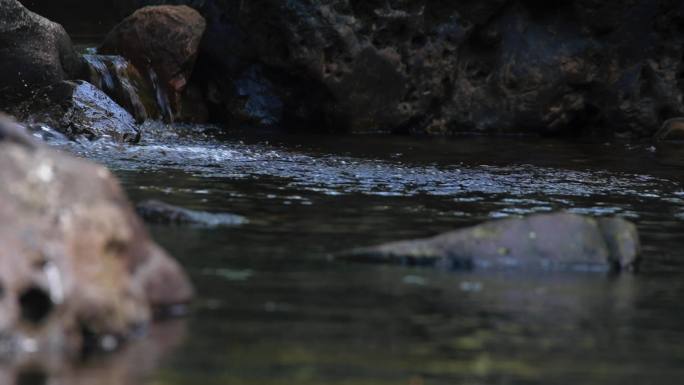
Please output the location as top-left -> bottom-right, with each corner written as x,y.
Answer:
106,0 -> 684,136
99,5 -> 207,122
0,0 -> 83,108
0,116 -> 193,355
19,0 -> 684,136
340,213 -> 641,272
136,199 -> 247,227
14,80 -> 140,142
82,54 -> 160,123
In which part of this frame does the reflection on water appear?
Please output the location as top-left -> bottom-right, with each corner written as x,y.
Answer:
36,123 -> 684,384
4,321 -> 186,385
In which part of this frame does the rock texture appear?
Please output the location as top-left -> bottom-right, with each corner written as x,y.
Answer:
0,116 -> 193,355
14,80 -> 140,142
340,213 -> 641,272
83,54 -> 160,123
108,0 -> 684,136
21,0 -> 684,136
99,5 -> 207,122
0,0 -> 83,108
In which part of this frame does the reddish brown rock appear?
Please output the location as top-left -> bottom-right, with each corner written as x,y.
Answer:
99,5 -> 206,121
0,115 -> 193,354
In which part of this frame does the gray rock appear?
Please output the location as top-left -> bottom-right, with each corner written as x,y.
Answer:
340,213 -> 640,273
14,80 -> 140,143
137,200 -> 247,227
0,0 -> 83,108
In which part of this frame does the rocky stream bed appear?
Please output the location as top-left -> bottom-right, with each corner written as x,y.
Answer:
3,1 -> 684,384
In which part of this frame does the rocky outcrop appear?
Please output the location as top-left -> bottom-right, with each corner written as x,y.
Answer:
14,80 -> 140,142
0,116 -> 193,355
20,0 -> 684,136
99,5 -> 207,122
0,0 -> 83,108
105,0 -> 684,137
136,200 -> 247,227
340,213 -> 641,272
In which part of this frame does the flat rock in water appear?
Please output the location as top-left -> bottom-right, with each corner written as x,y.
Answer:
137,200 -> 247,227
340,213 -> 640,273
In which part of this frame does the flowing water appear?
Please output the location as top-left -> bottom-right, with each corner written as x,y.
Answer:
21,123 -> 684,384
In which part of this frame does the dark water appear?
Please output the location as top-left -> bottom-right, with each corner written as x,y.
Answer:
27,123 -> 684,384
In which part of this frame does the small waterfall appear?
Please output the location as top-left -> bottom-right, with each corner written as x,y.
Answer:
148,68 -> 174,123
83,54 -> 161,122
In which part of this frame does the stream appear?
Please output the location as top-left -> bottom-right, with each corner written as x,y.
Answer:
26,122 -> 684,384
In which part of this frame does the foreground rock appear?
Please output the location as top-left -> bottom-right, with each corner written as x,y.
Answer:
14,80 -> 140,143
340,213 -> 640,273
0,0 -> 82,108
0,116 -> 192,355
136,200 -> 247,227
100,5 -> 206,122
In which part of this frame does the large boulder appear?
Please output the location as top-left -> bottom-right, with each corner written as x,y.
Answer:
22,0 -> 129,38
340,213 -> 641,272
21,0 -> 684,136
0,0 -> 83,108
13,80 -> 140,143
99,5 -> 206,122
115,0 -> 684,137
0,116 -> 193,355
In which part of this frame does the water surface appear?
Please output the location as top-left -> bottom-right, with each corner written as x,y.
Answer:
30,123 -> 684,384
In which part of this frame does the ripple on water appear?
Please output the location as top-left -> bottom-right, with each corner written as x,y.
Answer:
40,122 -> 684,224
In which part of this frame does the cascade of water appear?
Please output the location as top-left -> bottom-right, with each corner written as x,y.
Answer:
148,68 -> 174,123
83,54 -> 160,122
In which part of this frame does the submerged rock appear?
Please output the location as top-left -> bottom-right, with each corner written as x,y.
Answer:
136,200 -> 247,227
100,5 -> 206,122
0,0 -> 83,108
14,80 -> 140,143
0,116 -> 193,355
340,213 -> 640,273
